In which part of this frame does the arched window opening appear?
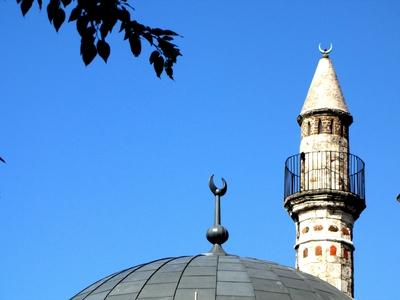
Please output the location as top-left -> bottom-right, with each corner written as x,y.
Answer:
315,246 -> 322,256
307,122 -> 311,135
330,119 -> 334,134
330,245 -> 337,256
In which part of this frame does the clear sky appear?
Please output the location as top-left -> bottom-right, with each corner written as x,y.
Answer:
1,1 -> 399,299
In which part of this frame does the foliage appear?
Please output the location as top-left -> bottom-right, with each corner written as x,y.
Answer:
17,0 -> 181,79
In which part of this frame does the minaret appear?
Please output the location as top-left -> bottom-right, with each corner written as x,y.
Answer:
283,46 -> 366,298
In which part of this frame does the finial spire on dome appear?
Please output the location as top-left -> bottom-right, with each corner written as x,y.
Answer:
206,174 -> 229,255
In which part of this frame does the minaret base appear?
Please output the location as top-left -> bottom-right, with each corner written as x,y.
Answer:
285,191 -> 365,298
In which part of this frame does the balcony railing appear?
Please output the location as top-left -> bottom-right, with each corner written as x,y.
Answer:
284,151 -> 365,200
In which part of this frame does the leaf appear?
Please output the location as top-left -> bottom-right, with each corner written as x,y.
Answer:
162,29 -> 178,36
165,65 -> 173,80
100,22 -> 111,39
53,8 -> 65,32
47,0 -> 58,23
21,0 -> 34,16
97,39 -> 110,63
149,50 -> 159,64
60,0 -> 71,7
119,21 -> 126,33
164,59 -> 174,79
153,55 -> 164,77
117,7 -> 130,23
129,34 -> 141,57
76,16 -> 89,36
151,28 -> 164,36
130,20 -> 145,32
162,36 -> 174,41
123,29 -> 130,40
80,38 -> 97,66
142,32 -> 153,45
68,6 -> 81,22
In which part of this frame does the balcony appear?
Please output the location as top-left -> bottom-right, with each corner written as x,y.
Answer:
284,151 -> 365,200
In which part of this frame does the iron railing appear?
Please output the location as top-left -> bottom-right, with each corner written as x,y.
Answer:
284,151 -> 365,200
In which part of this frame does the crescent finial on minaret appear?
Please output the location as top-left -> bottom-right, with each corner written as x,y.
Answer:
318,43 -> 333,58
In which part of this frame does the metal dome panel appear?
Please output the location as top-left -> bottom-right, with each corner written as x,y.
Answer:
71,255 -> 352,300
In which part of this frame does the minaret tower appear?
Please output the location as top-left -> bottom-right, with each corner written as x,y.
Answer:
283,46 -> 366,298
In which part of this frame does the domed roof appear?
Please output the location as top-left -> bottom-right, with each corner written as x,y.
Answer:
70,254 -> 351,300
71,176 -> 352,300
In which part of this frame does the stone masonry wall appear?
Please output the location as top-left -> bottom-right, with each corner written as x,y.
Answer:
293,112 -> 355,298
295,208 -> 354,296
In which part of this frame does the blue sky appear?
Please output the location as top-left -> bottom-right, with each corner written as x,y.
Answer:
1,1 -> 399,299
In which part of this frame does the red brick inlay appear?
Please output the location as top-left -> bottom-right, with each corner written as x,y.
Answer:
342,227 -> 350,236
303,248 -> 308,258
330,245 -> 337,256
314,225 -> 323,231
328,225 -> 338,232
315,246 -> 322,256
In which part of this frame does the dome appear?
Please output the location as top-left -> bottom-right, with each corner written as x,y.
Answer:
71,176 -> 352,300
70,254 -> 351,300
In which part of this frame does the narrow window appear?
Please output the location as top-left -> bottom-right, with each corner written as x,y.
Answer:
330,119 -> 334,134
318,119 -> 322,134
344,249 -> 349,260
307,122 -> 311,135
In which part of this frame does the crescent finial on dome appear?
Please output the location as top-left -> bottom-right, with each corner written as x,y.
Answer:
318,43 -> 333,57
206,175 -> 229,254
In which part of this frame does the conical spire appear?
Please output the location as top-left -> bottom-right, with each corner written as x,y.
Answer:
300,53 -> 349,116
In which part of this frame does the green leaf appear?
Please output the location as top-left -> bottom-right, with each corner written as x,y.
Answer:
53,8 -> 65,32
97,39 -> 111,63
21,0 -> 34,16
129,34 -> 141,57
